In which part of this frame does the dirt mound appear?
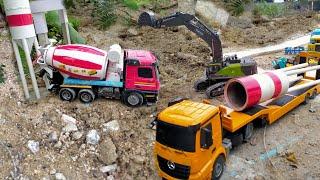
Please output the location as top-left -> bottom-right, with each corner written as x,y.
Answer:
223,12 -> 318,48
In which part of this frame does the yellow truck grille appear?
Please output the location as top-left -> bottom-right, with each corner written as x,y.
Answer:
157,155 -> 190,179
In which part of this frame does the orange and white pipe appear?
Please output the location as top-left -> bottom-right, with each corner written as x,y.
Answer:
224,65 -> 320,111
224,71 -> 290,111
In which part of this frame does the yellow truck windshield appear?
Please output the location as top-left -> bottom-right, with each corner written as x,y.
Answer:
156,120 -> 198,152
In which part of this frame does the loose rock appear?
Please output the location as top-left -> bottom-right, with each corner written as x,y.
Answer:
98,137 -> 117,164
100,164 -> 117,173
103,120 -> 120,133
55,173 -> 66,180
27,140 -> 39,154
107,175 -> 115,180
72,131 -> 83,140
127,28 -> 139,36
61,114 -> 77,125
86,130 -> 100,145
49,131 -> 58,143
62,123 -> 78,133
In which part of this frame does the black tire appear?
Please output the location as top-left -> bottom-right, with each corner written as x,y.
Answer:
59,88 -> 76,101
230,133 -> 243,147
124,92 -> 144,107
79,89 -> 95,103
310,89 -> 318,99
211,155 -> 225,180
194,78 -> 209,92
303,93 -> 310,105
243,123 -> 254,142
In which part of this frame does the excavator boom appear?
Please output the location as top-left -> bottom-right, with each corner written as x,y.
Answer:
138,11 -> 223,65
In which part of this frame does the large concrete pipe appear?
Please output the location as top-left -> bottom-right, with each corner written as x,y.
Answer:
224,71 -> 290,111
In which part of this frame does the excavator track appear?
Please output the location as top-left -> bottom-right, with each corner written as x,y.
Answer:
205,82 -> 226,98
194,77 -> 209,92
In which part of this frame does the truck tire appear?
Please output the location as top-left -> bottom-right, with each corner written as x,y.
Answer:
124,92 -> 144,107
59,88 -> 76,101
243,123 -> 254,142
303,93 -> 310,105
211,155 -> 225,180
79,89 -> 95,103
310,89 -> 318,99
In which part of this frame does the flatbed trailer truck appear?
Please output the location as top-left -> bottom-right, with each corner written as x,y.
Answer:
152,78 -> 320,180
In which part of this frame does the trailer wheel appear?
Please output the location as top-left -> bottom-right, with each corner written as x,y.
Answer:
79,89 -> 95,103
303,93 -> 310,105
310,89 -> 318,99
243,123 -> 254,142
59,88 -> 76,101
211,155 -> 225,180
124,92 -> 143,107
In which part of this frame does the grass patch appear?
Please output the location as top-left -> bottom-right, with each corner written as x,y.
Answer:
226,0 -> 250,16
253,2 -> 286,18
92,0 -> 118,29
18,47 -> 30,76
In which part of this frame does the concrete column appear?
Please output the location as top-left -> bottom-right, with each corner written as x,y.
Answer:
59,9 -> 71,44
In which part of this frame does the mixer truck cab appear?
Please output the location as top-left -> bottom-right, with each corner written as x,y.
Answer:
38,44 -> 160,106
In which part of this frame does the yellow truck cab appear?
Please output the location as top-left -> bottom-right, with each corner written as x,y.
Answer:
154,77 -> 320,180
155,101 -> 227,180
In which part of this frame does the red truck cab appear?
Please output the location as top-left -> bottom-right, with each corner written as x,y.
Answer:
123,49 -> 160,106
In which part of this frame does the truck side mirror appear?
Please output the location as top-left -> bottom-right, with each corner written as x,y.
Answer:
200,127 -> 213,149
148,119 -> 157,130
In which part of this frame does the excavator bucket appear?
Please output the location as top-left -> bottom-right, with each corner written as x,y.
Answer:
138,11 -> 157,27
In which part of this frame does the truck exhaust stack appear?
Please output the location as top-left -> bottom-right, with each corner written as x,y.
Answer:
225,65 -> 320,111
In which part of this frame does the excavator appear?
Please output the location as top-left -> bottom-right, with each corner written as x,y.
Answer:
138,11 -> 257,98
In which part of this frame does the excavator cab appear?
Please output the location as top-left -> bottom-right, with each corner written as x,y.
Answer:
138,11 -> 158,27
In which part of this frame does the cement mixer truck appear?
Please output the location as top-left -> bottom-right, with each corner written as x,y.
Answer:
38,44 -> 160,106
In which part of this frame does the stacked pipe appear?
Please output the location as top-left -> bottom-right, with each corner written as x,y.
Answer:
224,64 -> 320,111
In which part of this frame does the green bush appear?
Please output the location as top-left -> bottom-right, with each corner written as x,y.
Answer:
0,64 -> 5,83
253,2 -> 286,18
69,16 -> 80,31
64,0 -> 75,9
122,0 -> 140,10
92,0 -> 118,29
226,0 -> 251,16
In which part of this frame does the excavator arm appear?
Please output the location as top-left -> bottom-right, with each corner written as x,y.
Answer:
138,11 -> 223,65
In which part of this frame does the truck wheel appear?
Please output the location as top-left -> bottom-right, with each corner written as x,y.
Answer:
211,155 -> 225,180
310,89 -> 318,99
243,123 -> 254,142
303,93 -> 310,105
79,89 -> 95,103
230,133 -> 243,147
125,92 -> 143,107
59,88 -> 76,101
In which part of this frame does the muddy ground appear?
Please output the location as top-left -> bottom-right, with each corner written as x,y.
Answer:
0,9 -> 319,180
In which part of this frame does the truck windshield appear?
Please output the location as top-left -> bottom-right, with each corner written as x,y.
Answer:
156,120 -> 198,152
